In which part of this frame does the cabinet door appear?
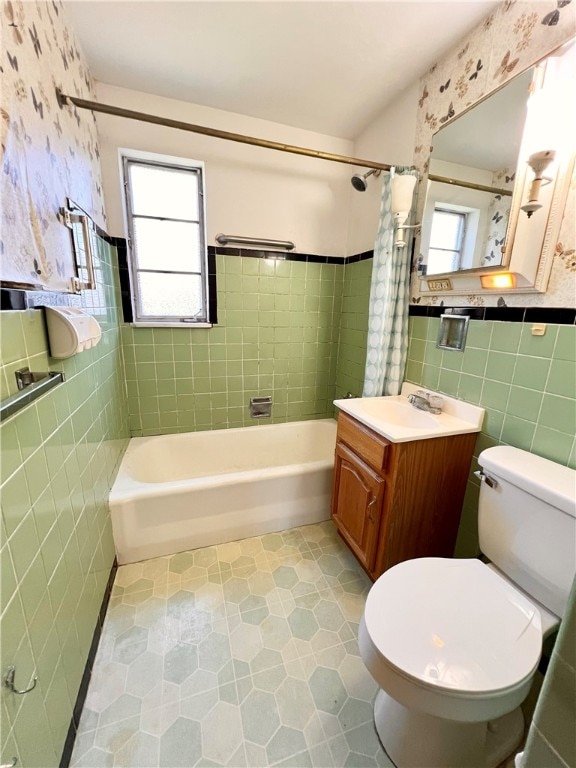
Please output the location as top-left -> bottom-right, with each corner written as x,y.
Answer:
331,441 -> 385,574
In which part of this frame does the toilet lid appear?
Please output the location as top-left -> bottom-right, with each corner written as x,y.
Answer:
364,558 -> 542,694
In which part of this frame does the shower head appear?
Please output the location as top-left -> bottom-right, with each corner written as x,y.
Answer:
351,168 -> 380,191
351,173 -> 369,191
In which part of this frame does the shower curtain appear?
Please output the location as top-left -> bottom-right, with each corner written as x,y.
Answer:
362,167 -> 418,397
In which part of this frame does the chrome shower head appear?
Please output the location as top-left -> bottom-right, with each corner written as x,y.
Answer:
351,173 -> 368,191
351,168 -> 380,191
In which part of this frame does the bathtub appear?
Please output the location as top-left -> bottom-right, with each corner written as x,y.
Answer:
109,419 -> 337,564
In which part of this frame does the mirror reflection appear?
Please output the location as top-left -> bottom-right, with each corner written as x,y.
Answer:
420,69 -> 533,277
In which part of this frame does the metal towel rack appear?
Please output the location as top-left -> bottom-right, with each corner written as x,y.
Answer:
0,369 -> 65,422
215,234 -> 295,251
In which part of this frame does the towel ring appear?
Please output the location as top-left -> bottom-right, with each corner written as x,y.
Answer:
3,666 -> 37,695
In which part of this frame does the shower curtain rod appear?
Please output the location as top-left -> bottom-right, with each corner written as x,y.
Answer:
428,174 -> 513,197
56,91 -> 392,171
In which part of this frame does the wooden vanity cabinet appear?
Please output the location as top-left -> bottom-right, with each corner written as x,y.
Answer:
331,412 -> 478,581
331,442 -> 386,573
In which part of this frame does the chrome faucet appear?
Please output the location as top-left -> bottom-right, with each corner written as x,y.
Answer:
407,390 -> 443,415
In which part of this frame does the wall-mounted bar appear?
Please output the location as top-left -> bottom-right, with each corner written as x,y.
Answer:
0,370 -> 65,422
56,91 -> 391,172
58,198 -> 98,292
215,234 -> 295,250
428,174 -> 513,197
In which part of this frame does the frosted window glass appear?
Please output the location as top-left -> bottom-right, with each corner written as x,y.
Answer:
137,272 -> 204,318
133,219 -> 202,273
428,249 -> 460,274
430,210 -> 463,250
129,164 -> 199,221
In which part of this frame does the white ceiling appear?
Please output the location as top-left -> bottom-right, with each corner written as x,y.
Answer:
65,1 -> 500,140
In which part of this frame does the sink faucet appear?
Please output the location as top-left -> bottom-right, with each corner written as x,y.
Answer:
407,390 -> 443,415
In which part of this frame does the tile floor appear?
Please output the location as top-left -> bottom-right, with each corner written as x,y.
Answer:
70,522 -> 394,768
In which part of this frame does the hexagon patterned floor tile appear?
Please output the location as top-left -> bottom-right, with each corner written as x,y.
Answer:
71,522 -> 394,768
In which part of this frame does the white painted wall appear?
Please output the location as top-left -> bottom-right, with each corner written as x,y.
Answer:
422,159 -> 495,272
430,159 -> 494,187
96,83 -> 354,256
347,84 -> 419,255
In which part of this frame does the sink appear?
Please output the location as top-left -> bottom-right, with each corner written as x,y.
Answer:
334,384 -> 484,443
354,398 -> 440,428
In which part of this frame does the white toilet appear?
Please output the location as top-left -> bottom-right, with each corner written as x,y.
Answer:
359,445 -> 576,768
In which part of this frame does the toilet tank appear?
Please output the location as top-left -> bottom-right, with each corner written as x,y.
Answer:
478,446 -> 576,619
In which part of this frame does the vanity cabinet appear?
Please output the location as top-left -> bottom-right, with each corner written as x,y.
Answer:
332,442 -> 386,573
331,412 -> 477,580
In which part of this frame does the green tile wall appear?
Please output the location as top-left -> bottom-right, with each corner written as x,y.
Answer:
405,316 -> 576,556
523,574 -> 576,768
122,255 -> 344,435
334,258 -> 372,400
0,239 -> 129,766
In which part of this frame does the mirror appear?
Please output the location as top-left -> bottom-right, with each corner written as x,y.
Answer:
417,39 -> 575,295
419,69 -> 532,278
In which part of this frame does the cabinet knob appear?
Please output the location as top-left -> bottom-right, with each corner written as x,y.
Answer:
367,497 -> 377,522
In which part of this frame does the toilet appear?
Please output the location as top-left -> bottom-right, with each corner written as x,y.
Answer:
359,445 -> 576,768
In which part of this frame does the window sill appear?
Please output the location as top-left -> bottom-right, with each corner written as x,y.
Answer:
130,322 -> 213,329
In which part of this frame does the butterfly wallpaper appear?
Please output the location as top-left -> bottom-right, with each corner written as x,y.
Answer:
412,0 -> 575,307
480,169 -> 515,266
0,1 -> 106,291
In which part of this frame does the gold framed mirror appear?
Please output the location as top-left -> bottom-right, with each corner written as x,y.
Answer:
417,38 -> 575,296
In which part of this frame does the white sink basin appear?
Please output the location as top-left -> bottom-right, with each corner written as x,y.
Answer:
353,398 -> 440,428
334,383 -> 484,443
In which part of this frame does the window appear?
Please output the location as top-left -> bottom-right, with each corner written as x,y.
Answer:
428,207 -> 467,274
121,150 -> 211,325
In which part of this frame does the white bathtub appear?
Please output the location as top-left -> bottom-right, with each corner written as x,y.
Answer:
109,419 -> 337,564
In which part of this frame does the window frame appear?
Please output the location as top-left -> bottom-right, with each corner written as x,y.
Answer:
120,149 -> 211,327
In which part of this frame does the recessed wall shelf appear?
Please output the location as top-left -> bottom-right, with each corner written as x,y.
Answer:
249,395 -> 272,418
436,314 -> 470,352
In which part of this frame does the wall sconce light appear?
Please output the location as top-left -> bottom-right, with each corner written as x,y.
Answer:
480,272 -> 516,290
520,150 -> 555,218
391,174 -> 418,248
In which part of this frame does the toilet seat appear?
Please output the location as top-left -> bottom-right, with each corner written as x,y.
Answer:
360,558 -> 543,722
